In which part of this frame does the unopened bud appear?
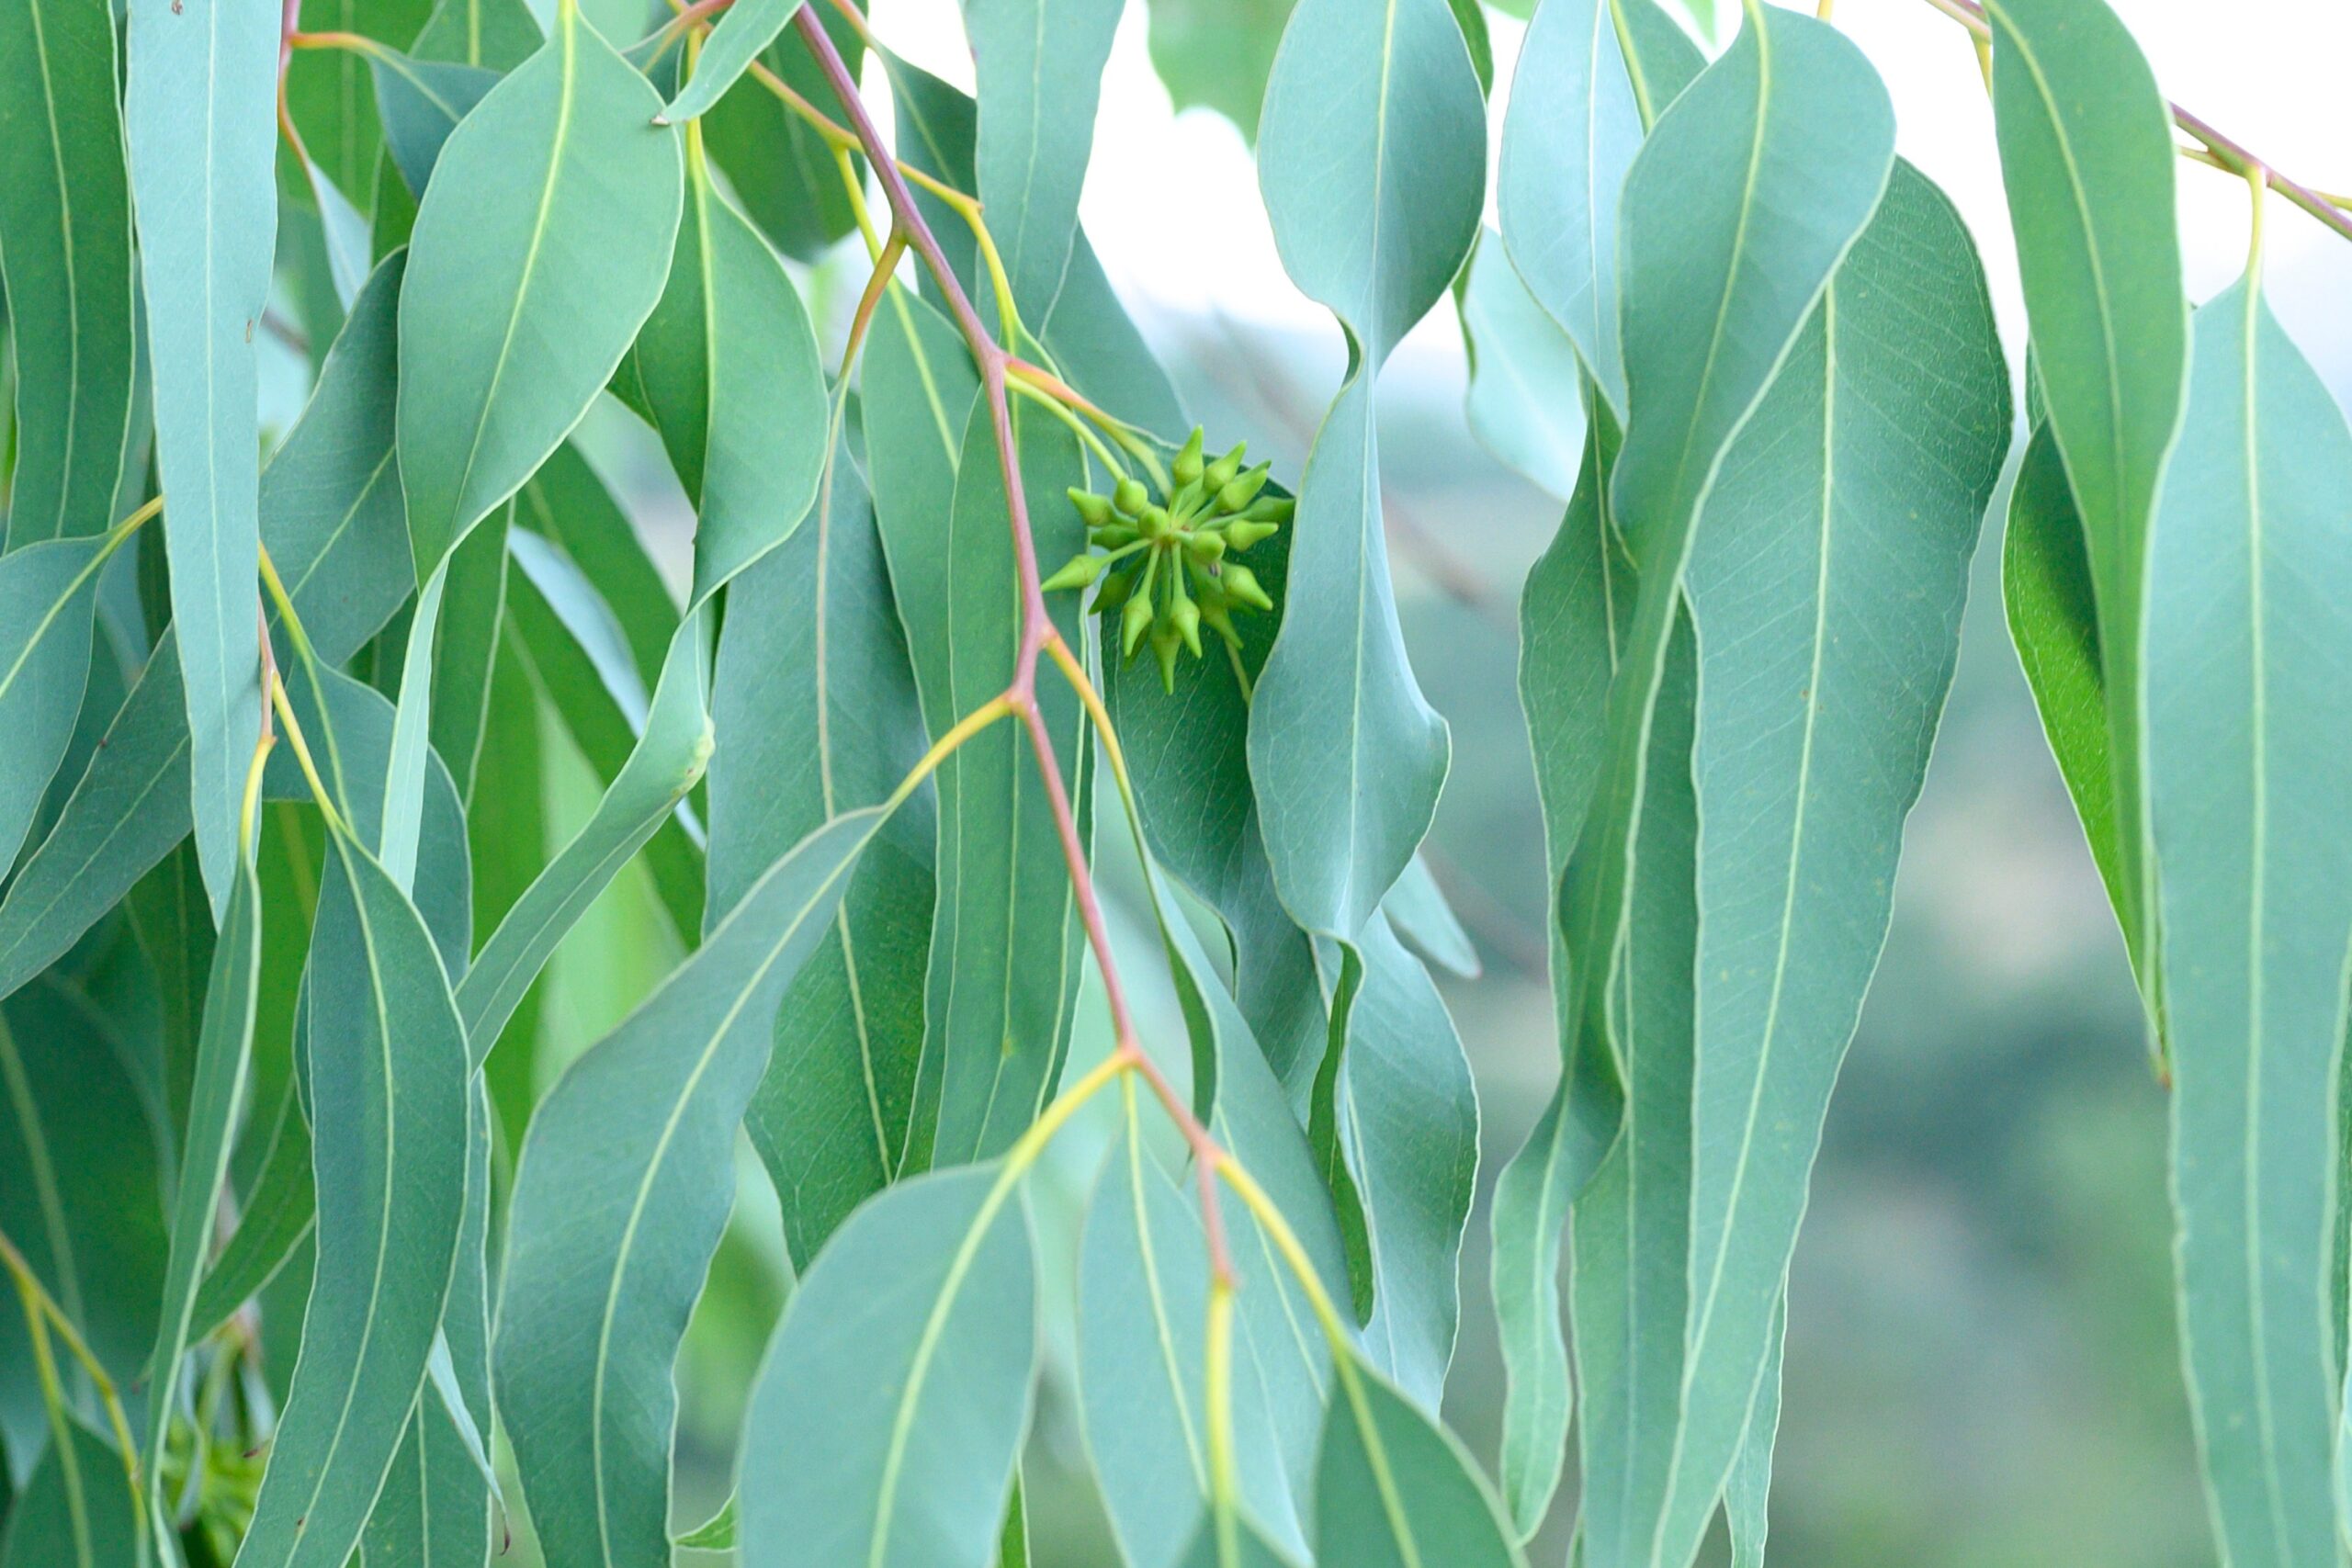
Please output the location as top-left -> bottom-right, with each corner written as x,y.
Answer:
1172,427 -> 1206,490
1216,462 -> 1271,513
1114,477 -> 1150,517
1069,488 -> 1114,527
1121,592 -> 1154,659
1040,552 -> 1107,593
1223,520 -> 1279,551
1204,442 -> 1246,493
1220,562 -> 1274,612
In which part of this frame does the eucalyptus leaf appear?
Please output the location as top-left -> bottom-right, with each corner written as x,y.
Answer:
2146,273 -> 2352,1568
967,0 -> 1122,322
367,46 -> 501,197
0,533 -> 126,877
413,0 -> 541,69
1460,231 -> 1591,503
0,0 -> 139,552
0,1418 -> 138,1568
1985,0 -> 2188,1018
662,0 -> 803,124
495,807 -> 887,1568
737,1164 -> 1038,1568
125,0 -> 277,919
1315,1348 -> 1527,1567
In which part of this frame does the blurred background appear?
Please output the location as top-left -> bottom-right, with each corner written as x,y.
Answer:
292,0 -> 2340,1561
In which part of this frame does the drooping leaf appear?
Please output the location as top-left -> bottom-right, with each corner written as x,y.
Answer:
367,46 -> 502,197
1984,0 -> 2188,1016
1314,1348 -> 1527,1567
1491,6 -> 1894,1535
627,121 -> 828,604
1640,162 -> 2010,1568
0,531 -> 132,877
396,0 -> 684,576
696,2 -> 865,262
0,1418 -> 139,1568
283,0 -> 434,209
0,0 -> 139,552
0,981 -> 168,1475
1140,0 -> 1292,141
2146,273 -> 2352,1568
904,400 -> 1091,1169
737,1163 -> 1038,1568
427,505 -> 511,804
125,838 -> 219,1139
125,0 -> 277,919
412,0 -> 540,69
662,0 -> 803,124
514,442 -> 679,692
229,839 -> 469,1568
1381,856 -> 1477,982
1459,231 -> 1591,503
495,807 -> 886,1568
712,427 -> 934,1265
1724,1295 -> 1784,1568
1247,0 -> 1483,940
187,1080 -> 314,1338
502,524 -> 706,942
457,600 -> 711,1057
142,837 -> 263,1536
1496,0 -> 1700,418
967,0 -> 1122,323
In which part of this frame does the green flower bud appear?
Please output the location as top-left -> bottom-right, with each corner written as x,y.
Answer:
1168,478 -> 1206,521
1091,523 -> 1138,547
1040,552 -> 1108,593
1204,444 -> 1245,494
1137,504 -> 1171,539
1170,595 -> 1203,658
1220,562 -> 1274,613
1151,623 -> 1183,693
1121,592 -> 1154,659
1216,462 -> 1271,514
1184,529 -> 1227,562
1223,519 -> 1280,551
1114,477 -> 1150,517
1172,427 -> 1206,490
1199,598 -> 1243,651
1069,488 -> 1114,527
1242,494 -> 1295,525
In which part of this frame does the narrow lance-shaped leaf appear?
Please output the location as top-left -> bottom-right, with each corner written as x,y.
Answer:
0,1418 -> 140,1568
494,807 -> 887,1568
0,0 -> 139,552
906,401 -> 1091,1169
1491,6 -> 1894,1537
738,1163 -> 1038,1568
229,839 -> 469,1568
412,0 -> 541,69
1644,162 -> 2011,1568
366,46 -> 501,197
1460,230 -> 1592,504
661,0 -> 804,124
142,825 -> 264,1539
0,526 -> 139,877
1315,1347 -> 1528,1567
125,0 -> 277,919
1985,0 -> 2188,1020
710,423 -> 934,1265
2147,271 -> 2352,1568
1495,0 -> 1701,418
1248,0 -> 1482,940
967,0 -> 1123,322
627,118 -> 829,605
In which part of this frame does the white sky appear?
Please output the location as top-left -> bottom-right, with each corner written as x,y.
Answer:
865,0 -> 2352,397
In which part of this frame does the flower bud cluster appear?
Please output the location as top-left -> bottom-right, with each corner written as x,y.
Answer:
1041,427 -> 1293,691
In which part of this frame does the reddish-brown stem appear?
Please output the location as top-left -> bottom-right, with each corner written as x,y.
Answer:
793,11 -> 1235,1285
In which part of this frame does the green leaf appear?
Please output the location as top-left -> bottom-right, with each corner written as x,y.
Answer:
495,807 -> 886,1567
1460,231 -> 1591,502
126,838 -> 220,1138
737,1163 -> 1037,1568
1724,1295 -> 1783,1568
662,0 -> 803,124
0,981 -> 167,1474
1175,1513 -> 1306,1568
1984,0 -> 2188,1016
230,839 -> 469,1568
1141,0 -> 1292,141
1642,162 -> 2009,1568
0,0 -> 139,552
503,524 -> 706,942
187,1079 -> 314,1337
1247,0 -> 1483,940
696,3 -> 865,262
1311,915 -> 1478,1408
675,1494 -> 738,1551
1491,6 -> 1893,1535
284,0 -> 433,209
457,596 -> 712,1058
0,1418 -> 138,1568
1496,0 -> 1700,418
1315,1347 -> 1527,1566
125,0 -> 277,919
712,428 -> 934,1265
427,505 -> 512,804
907,402 -> 1090,1168
141,838 -> 263,1535
514,442 -> 679,692
0,532 -> 126,876
366,47 -> 500,197
396,0 -> 683,576
967,0 -> 1122,322
628,125 -> 829,605
2145,274 -> 2352,1568
412,0 -> 541,69
1381,857 -> 1477,982
1257,0 -> 1483,370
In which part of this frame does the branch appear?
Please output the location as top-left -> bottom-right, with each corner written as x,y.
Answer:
791,10 -> 1236,1283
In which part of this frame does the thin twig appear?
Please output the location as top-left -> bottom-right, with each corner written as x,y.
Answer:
793,9 -> 1238,1283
